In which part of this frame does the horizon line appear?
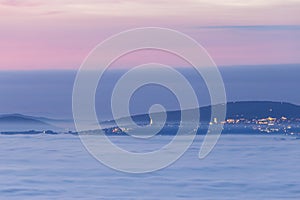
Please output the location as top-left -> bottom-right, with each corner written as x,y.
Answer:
0,63 -> 299,72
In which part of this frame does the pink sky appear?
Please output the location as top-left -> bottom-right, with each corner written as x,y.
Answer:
0,0 -> 299,70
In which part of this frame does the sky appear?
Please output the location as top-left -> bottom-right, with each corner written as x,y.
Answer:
0,0 -> 300,70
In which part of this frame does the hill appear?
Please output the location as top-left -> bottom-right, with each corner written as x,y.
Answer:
103,101 -> 300,126
0,114 -> 59,131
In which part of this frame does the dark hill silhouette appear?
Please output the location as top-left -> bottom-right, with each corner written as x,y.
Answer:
104,101 -> 300,126
0,114 -> 59,131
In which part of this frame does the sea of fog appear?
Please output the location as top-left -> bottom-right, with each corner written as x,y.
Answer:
0,134 -> 299,199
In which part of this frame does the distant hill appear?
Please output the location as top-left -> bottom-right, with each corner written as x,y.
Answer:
0,114 -> 60,131
1,101 -> 300,133
222,101 -> 300,119
103,101 -> 300,126
100,101 -> 300,135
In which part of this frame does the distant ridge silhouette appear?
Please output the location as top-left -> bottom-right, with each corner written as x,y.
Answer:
0,114 -> 59,131
104,101 -> 300,125
1,101 -> 299,133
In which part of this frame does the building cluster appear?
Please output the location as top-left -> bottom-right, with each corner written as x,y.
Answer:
221,116 -> 300,134
223,116 -> 292,125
